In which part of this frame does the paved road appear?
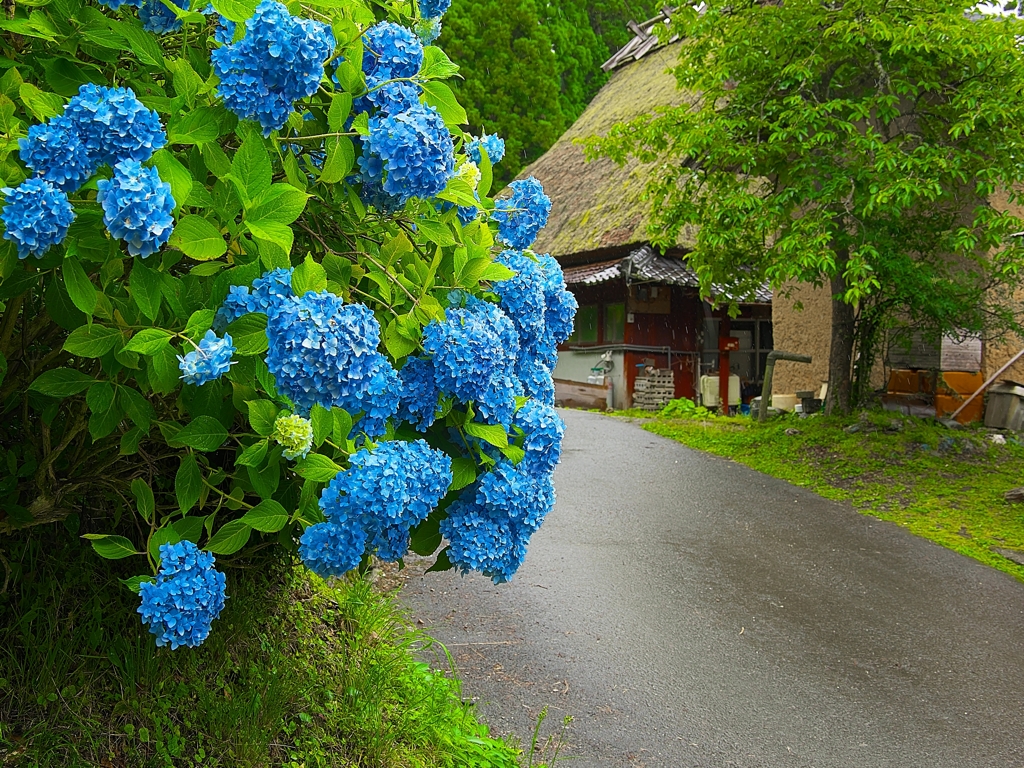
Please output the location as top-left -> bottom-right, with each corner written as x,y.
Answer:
399,410 -> 1024,767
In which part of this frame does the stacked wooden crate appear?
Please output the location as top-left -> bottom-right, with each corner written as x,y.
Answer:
632,369 -> 675,410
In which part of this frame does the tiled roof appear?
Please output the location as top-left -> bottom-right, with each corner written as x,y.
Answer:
561,258 -> 624,285
562,246 -> 772,304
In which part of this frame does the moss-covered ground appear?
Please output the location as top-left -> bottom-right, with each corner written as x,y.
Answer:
615,405 -> 1024,582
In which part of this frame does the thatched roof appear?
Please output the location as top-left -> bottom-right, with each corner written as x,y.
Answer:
519,39 -> 693,262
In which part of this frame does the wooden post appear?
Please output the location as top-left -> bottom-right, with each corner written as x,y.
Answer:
758,351 -> 812,422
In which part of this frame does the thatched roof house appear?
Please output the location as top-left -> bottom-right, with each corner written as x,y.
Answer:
521,13 -> 772,412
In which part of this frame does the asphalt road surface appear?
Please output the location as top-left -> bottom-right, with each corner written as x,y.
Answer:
399,410 -> 1024,767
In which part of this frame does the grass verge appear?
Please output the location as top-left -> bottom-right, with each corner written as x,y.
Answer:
0,528 -> 522,767
617,406 -> 1024,581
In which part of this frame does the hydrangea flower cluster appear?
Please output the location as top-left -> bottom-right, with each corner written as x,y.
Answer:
178,330 -> 235,385
213,267 -> 294,331
360,103 -> 455,206
62,84 -> 167,167
423,295 -> 521,426
264,291 -> 399,432
418,0 -> 451,19
465,133 -> 505,166
97,160 -> 176,258
492,177 -> 551,250
140,0 -> 188,34
397,356 -> 442,431
362,22 -> 423,87
272,413 -> 314,460
137,541 -> 227,649
514,400 -> 565,477
18,120 -> 93,192
322,440 -> 452,531
0,179 -> 75,260
212,0 -> 335,135
441,461 -> 555,584
486,251 -> 578,405
357,23 -> 423,115
8,84 -> 168,259
537,254 -> 578,345
299,519 -> 367,578
300,440 -> 452,577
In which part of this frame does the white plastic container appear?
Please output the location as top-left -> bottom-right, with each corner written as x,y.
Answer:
700,374 -> 740,408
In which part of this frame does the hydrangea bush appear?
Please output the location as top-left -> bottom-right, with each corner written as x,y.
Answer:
0,0 -> 575,648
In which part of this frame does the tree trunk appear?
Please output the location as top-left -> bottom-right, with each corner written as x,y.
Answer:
825,270 -> 856,416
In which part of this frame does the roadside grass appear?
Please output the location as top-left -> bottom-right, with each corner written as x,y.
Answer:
615,405 -> 1024,582
0,528 -> 524,767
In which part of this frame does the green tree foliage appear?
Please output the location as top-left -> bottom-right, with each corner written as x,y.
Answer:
441,0 -> 567,184
590,0 -> 1024,413
443,0 -> 661,184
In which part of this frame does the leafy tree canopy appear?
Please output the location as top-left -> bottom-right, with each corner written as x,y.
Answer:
590,0 -> 1024,412
443,0 -> 662,184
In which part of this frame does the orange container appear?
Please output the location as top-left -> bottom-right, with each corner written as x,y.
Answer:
888,370 -> 919,394
938,371 -> 984,396
887,370 -> 936,394
935,393 -> 983,424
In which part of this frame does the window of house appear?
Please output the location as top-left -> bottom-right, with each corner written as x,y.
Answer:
569,305 -> 598,344
604,302 -> 625,343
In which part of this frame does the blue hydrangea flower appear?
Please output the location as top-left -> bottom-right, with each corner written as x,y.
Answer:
356,80 -> 422,117
18,118 -> 95,192
537,253 -> 578,345
477,459 -> 554,533
350,357 -> 402,439
272,413 -> 314,459
397,356 -> 442,431
320,439 -> 452,531
62,84 -> 166,167
0,178 -> 75,259
465,133 -> 505,165
362,21 -> 423,86
265,292 -> 399,428
97,160 -> 175,258
140,0 -> 188,34
422,295 -> 520,426
418,0 -> 450,19
137,541 -> 227,649
359,103 -> 455,205
212,0 -> 335,135
440,456 -> 556,584
315,439 -> 452,562
178,330 -> 235,385
514,400 -> 564,477
213,267 -> 294,331
492,177 -> 551,250
214,14 -> 236,44
299,520 -> 367,579
493,250 -> 546,341
370,524 -> 410,562
516,356 -> 555,405
440,493 -> 528,585
457,205 -> 478,225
